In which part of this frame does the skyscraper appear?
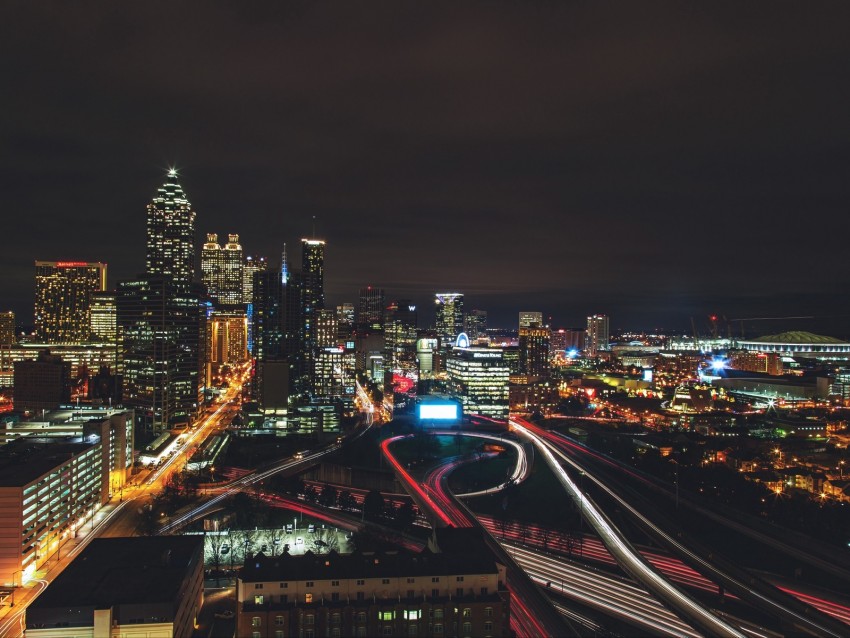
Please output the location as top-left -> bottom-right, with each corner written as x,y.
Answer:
465,309 -> 487,342
242,255 -> 268,305
117,277 -> 205,434
301,238 -> 325,391
145,169 -> 196,287
384,300 -> 418,396
586,314 -> 610,357
519,311 -> 543,329
435,292 -> 464,347
201,233 -> 244,305
34,261 -> 107,343
358,287 -> 385,330
519,323 -> 551,377
0,311 -> 15,347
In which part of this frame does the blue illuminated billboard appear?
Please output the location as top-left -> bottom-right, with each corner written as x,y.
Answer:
417,402 -> 460,421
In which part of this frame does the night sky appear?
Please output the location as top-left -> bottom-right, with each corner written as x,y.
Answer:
3,2 -> 850,335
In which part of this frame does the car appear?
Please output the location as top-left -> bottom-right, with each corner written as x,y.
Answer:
293,452 -> 303,460
307,524 -> 315,534
260,544 -> 268,553
295,537 -> 303,545
214,610 -> 235,620
285,524 -> 293,533
220,545 -> 230,555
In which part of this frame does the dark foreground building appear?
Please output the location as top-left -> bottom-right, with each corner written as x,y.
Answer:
26,536 -> 203,638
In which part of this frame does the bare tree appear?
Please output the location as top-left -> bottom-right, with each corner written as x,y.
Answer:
536,526 -> 553,551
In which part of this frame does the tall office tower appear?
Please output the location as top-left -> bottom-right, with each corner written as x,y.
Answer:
336,303 -> 355,341
519,311 -> 544,329
586,314 -> 610,357
384,300 -> 419,395
117,277 -> 205,435
435,292 -> 464,347
243,255 -> 268,355
283,270 -> 307,399
446,346 -> 510,419
145,169 -> 196,287
301,239 -> 325,392
242,255 -> 268,304
519,323 -> 551,377
358,286 -> 385,330
201,233 -> 243,306
316,309 -> 338,348
207,309 -> 248,373
465,309 -> 488,341
89,292 -> 117,344
251,269 -> 298,413
34,261 -> 107,344
0,311 -> 15,347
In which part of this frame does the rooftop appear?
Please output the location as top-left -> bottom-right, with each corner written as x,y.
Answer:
748,331 -> 847,345
28,536 -> 203,614
240,545 -> 499,584
0,438 -> 96,487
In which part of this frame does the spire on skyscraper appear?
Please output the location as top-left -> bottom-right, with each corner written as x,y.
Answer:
281,243 -> 288,286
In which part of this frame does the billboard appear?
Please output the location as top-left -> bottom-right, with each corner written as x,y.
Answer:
417,402 -> 459,421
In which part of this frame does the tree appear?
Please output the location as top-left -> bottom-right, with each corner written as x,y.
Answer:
363,490 -> 385,521
207,527 -> 227,586
517,522 -> 531,546
536,526 -> 553,551
338,490 -> 357,512
496,517 -> 512,540
319,485 -> 338,508
395,501 -> 417,530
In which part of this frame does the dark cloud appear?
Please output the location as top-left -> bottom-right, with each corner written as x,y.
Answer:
2,1 -> 850,332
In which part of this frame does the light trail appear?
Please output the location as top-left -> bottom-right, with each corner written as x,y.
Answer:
510,418 -> 745,638
514,417 -> 848,638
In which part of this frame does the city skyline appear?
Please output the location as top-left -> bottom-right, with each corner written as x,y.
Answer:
4,3 -> 850,333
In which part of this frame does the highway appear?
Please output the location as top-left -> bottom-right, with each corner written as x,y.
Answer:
509,417 -> 747,638
381,432 -> 577,638
513,416 -> 850,638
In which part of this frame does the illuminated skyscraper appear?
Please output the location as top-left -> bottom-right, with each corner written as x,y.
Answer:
358,287 -> 385,330
301,238 -> 325,390
435,292 -> 464,347
586,314 -> 610,357
316,309 -> 338,348
464,309 -> 487,342
384,300 -> 418,396
519,323 -> 551,377
243,255 -> 268,355
117,277 -> 205,434
0,311 -> 15,347
145,169 -> 196,287
447,346 -> 510,419
34,261 -> 107,343
201,233 -> 244,305
519,311 -> 543,329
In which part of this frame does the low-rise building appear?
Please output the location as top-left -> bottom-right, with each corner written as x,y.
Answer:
237,534 -> 509,638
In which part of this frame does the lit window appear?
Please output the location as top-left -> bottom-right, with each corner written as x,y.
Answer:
252,617 -> 261,627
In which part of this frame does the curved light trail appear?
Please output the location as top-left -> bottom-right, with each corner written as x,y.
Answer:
513,417 -> 848,638
510,418 -> 746,638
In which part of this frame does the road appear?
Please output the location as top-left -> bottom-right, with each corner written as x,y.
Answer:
513,416 -> 850,638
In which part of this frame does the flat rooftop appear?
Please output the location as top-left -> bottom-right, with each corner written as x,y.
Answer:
0,438 -> 95,487
29,536 -> 203,611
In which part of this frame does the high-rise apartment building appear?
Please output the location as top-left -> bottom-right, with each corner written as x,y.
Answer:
201,233 -> 244,305
0,311 -> 15,347
465,309 -> 487,342
358,286 -> 385,330
336,302 -> 355,341
519,324 -> 551,377
435,293 -> 464,347
208,310 -> 248,367
586,314 -> 610,357
34,261 -> 107,343
145,169 -> 196,287
519,311 -> 543,329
